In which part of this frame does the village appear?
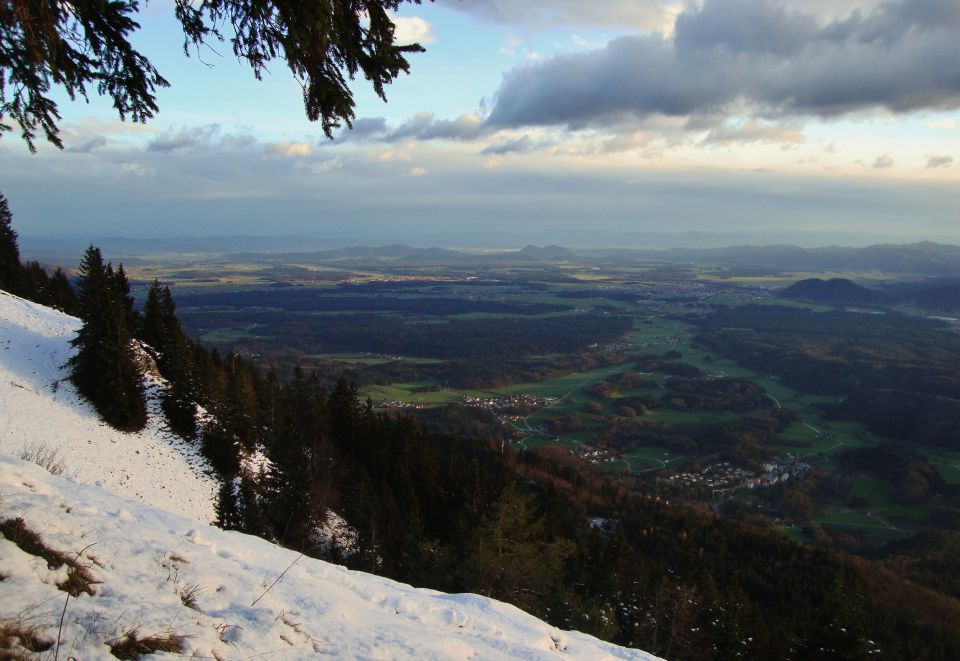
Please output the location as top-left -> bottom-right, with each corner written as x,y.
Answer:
660,456 -> 813,500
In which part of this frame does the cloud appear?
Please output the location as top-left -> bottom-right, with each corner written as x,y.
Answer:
440,0 -> 888,31
145,125 -> 258,153
485,0 -> 960,129
703,120 -> 805,145
928,118 -> 957,130
265,141 -> 313,157
309,157 -> 344,174
346,117 -> 389,138
119,162 -> 152,177
66,135 -> 107,153
407,166 -> 429,177
926,155 -> 954,169
873,153 -> 895,169
481,135 -> 536,156
386,113 -> 485,142
602,131 -> 647,153
392,16 -> 436,45
147,125 -> 221,152
437,0 -> 697,32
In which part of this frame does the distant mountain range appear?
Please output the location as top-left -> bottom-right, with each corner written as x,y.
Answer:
583,241 -> 960,275
227,243 -> 578,264
21,234 -> 960,276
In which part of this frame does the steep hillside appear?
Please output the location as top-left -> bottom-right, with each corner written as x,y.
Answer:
0,290 -> 217,522
0,453 -> 655,660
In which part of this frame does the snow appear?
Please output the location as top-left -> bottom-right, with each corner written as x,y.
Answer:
0,454 -> 660,660
0,290 -> 659,659
0,290 -> 218,523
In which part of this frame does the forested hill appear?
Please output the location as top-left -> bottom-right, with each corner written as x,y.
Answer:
781,278 -> 888,305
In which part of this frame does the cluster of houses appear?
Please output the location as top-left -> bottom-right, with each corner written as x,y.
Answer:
662,456 -> 812,498
574,444 -> 618,464
460,393 -> 556,415
371,399 -> 427,410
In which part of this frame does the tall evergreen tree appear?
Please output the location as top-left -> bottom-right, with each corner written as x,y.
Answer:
46,267 -> 78,315
0,192 -> 22,293
68,246 -> 147,431
142,281 -> 198,439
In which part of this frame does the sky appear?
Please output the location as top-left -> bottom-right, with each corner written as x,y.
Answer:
2,0 -> 959,248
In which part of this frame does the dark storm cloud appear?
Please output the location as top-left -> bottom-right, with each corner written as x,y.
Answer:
486,0 -> 960,129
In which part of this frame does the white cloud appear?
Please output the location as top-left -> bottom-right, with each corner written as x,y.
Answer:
928,118 -> 957,130
408,166 -> 429,177
119,162 -> 151,177
602,131 -> 647,153
147,125 -> 221,153
310,157 -> 344,174
873,153 -> 895,169
703,120 -> 805,146
392,16 -> 435,45
265,140 -> 313,157
376,143 -> 416,161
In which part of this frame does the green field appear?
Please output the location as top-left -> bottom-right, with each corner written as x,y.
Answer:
202,324 -> 272,343
310,353 -> 444,365
361,380 -> 463,405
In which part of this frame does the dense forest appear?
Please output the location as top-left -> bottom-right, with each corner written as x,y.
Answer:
180,308 -> 634,362
698,305 -> 960,448
4,204 -> 960,658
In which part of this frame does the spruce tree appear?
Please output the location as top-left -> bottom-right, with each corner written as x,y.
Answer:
69,246 -> 147,431
215,480 -> 240,530
142,281 -> 198,439
46,267 -> 78,315
0,192 -> 22,293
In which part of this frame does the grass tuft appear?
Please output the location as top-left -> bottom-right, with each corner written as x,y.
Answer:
107,627 -> 188,660
16,442 -> 71,476
0,618 -> 54,658
179,583 -> 205,611
0,517 -> 98,596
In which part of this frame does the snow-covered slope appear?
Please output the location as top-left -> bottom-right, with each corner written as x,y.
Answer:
0,290 -> 217,522
0,454 -> 658,660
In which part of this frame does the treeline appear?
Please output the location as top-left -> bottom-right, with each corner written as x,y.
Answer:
225,348 -> 633,393
180,309 -> 634,361
175,288 -> 570,315
0,193 -> 78,315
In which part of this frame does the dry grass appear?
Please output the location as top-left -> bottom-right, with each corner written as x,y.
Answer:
178,583 -> 205,611
0,517 -> 98,596
15,443 -> 71,477
107,627 -> 188,660
0,617 -> 53,659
